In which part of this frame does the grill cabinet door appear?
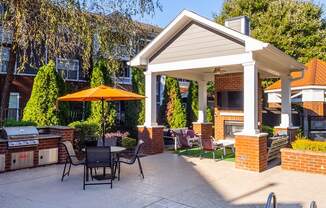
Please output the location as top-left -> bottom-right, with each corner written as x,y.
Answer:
38,148 -> 58,165
11,151 -> 34,170
0,154 -> 5,172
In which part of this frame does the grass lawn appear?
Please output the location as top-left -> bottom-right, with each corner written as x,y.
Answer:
175,147 -> 235,162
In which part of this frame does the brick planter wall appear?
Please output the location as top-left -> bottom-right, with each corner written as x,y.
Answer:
235,133 -> 268,172
281,148 -> 326,175
138,126 -> 164,155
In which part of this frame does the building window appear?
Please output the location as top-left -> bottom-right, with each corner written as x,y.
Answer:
56,58 -> 81,81
114,61 -> 132,85
0,47 -> 10,73
8,92 -> 20,121
0,27 -> 13,44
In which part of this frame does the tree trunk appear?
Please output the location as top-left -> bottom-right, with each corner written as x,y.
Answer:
0,46 -> 17,123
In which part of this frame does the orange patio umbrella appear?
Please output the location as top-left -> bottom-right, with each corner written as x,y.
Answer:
58,85 -> 145,144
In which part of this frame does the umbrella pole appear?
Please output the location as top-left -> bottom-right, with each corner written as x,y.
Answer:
102,98 -> 105,146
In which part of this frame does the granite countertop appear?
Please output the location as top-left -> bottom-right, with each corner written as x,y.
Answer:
0,134 -> 62,143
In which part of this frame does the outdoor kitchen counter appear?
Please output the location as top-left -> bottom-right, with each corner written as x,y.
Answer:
38,134 -> 61,139
0,134 -> 61,142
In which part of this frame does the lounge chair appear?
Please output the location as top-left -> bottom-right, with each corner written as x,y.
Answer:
199,137 -> 224,160
267,136 -> 288,162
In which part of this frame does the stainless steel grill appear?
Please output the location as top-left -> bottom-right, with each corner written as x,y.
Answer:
1,126 -> 39,149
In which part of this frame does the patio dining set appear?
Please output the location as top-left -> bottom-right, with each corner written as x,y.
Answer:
60,138 -> 145,190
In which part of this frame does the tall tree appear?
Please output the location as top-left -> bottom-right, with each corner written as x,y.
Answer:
160,77 -> 186,128
124,67 -> 145,135
186,81 -> 198,127
217,0 -> 326,89
22,60 -> 65,126
88,59 -> 117,132
0,0 -> 160,121
216,0 -> 326,63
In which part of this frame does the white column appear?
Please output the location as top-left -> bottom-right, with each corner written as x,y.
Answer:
144,71 -> 158,127
279,74 -> 293,128
242,61 -> 259,135
197,80 -> 207,123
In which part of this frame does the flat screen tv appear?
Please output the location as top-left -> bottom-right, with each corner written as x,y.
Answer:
217,91 -> 243,109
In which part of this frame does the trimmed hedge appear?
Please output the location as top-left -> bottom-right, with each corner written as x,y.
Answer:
3,119 -> 37,127
292,139 -> 326,153
121,137 -> 137,149
68,120 -> 99,141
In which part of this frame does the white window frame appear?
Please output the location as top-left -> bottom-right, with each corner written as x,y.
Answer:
0,47 -> 10,74
56,58 -> 83,82
114,62 -> 132,85
8,92 -> 20,121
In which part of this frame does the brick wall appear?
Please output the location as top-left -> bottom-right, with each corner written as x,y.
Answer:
235,134 -> 268,172
214,73 -> 263,139
303,101 -> 326,117
281,148 -> 326,175
138,126 -> 164,154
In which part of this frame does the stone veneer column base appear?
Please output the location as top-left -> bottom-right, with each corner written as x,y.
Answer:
235,133 -> 268,172
138,126 -> 164,155
274,126 -> 300,143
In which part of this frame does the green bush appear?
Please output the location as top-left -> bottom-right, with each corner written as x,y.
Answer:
206,107 -> 213,123
186,81 -> 198,126
292,139 -> 326,153
295,129 -> 308,140
68,120 -> 99,142
160,77 -> 186,128
3,119 -> 37,127
121,137 -> 137,149
262,125 -> 274,136
124,67 -> 145,137
23,61 -> 66,126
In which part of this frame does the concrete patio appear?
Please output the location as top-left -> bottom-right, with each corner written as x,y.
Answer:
0,152 -> 325,208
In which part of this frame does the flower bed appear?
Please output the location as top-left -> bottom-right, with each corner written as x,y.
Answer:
281,148 -> 326,175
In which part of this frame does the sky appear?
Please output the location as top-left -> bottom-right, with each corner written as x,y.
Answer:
135,0 -> 223,27
135,0 -> 326,28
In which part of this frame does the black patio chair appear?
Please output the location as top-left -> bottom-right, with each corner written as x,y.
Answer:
117,139 -> 145,180
83,146 -> 114,190
60,141 -> 85,182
